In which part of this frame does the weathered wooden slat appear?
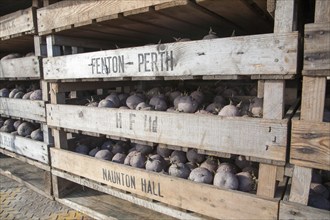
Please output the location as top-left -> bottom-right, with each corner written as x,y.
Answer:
52,169 -> 205,220
303,22 -> 330,76
279,201 -> 330,219
0,98 -> 46,122
51,148 -> 279,220
37,0 -> 174,35
47,104 -> 288,162
42,32 -> 297,80
0,7 -> 36,39
0,132 -> 49,164
290,120 -> 330,170
0,56 -> 41,79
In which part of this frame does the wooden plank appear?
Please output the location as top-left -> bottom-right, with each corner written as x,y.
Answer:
257,164 -> 278,198
0,98 -> 46,122
43,32 -> 298,80
290,120 -> 330,170
47,104 -> 288,162
51,148 -> 279,220
300,76 -> 326,122
279,201 -> 330,220
0,56 -> 41,79
258,0 -> 297,199
0,132 -> 49,164
0,7 -> 36,39
52,169 -> 205,220
315,0 -> 330,22
37,0 -> 173,35
0,156 -> 52,199
289,166 -> 312,205
0,148 -> 50,171
303,23 -> 330,75
56,188 -> 175,220
263,80 -> 285,119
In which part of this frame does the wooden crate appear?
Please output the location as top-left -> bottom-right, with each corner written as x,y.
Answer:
50,147 -> 286,220
37,0 -> 272,37
0,56 -> 41,79
279,0 -> 330,217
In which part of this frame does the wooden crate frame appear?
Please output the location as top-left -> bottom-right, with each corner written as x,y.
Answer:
37,0 -> 272,36
50,147 -> 285,220
0,7 -> 37,40
43,0 -> 300,218
280,1 -> 330,217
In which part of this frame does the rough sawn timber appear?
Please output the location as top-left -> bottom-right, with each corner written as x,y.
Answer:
47,104 -> 288,163
0,98 -> 46,122
51,148 -> 279,220
0,56 -> 41,79
43,32 -> 298,80
290,120 -> 330,171
0,132 -> 49,164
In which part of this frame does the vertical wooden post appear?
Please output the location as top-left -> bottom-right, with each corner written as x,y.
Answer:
257,0 -> 296,198
289,0 -> 330,205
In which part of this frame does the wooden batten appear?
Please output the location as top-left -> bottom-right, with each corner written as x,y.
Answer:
0,56 -> 41,79
0,132 -> 49,164
290,120 -> 330,171
0,7 -> 36,39
47,104 -> 288,163
43,32 -> 298,80
303,22 -> 330,76
0,98 -> 46,122
279,201 -> 330,220
51,148 -> 280,220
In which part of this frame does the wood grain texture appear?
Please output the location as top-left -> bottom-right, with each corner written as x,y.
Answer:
0,148 -> 50,171
0,56 -> 41,79
279,201 -> 330,220
315,0 -> 330,22
303,22 -> 330,75
257,164 -> 278,197
0,132 -> 49,164
0,156 -> 52,199
274,0 -> 295,33
51,148 -> 279,220
0,98 -> 46,122
289,166 -> 312,205
300,76 -> 326,122
47,104 -> 288,162
52,169 -> 204,220
37,0 -> 173,34
290,120 -> 330,170
263,80 -> 285,119
0,7 -> 36,39
42,32 -> 298,80
56,188 -> 175,220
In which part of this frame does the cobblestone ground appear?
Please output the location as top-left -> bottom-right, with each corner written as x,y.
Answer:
0,174 -> 93,220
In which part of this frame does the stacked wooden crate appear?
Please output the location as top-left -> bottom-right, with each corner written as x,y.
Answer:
38,0 -> 301,219
0,0 -> 53,199
279,0 -> 330,219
